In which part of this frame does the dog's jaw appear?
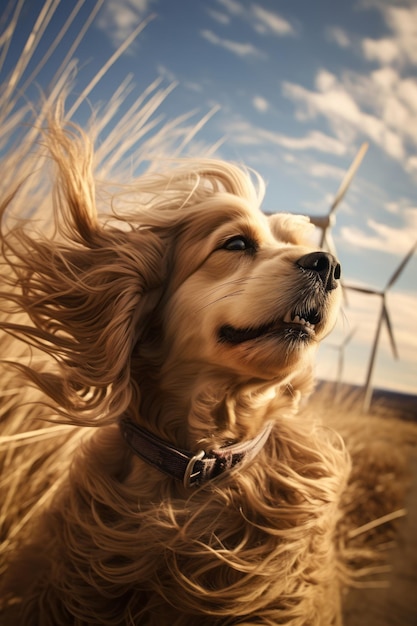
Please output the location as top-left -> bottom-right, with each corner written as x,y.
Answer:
219,301 -> 323,345
219,309 -> 321,345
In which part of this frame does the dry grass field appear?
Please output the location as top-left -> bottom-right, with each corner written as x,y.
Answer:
310,385 -> 417,625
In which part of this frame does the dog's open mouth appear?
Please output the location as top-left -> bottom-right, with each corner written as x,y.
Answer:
219,307 -> 322,345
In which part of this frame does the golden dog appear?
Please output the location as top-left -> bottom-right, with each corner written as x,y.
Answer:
0,122 -> 349,625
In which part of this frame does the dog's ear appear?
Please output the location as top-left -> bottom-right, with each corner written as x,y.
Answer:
3,225 -> 169,427
1,122 -> 169,426
268,213 -> 314,246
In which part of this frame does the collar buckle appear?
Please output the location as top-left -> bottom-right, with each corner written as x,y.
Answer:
183,450 -> 205,488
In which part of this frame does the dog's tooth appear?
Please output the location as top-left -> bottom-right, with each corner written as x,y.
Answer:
300,318 -> 306,326
293,314 -> 300,324
284,311 -> 292,323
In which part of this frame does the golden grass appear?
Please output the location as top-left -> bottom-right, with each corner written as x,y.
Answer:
305,384 -> 417,591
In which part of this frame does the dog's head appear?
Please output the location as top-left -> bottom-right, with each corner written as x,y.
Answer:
4,129 -> 341,443
159,196 -> 340,384
132,167 -> 342,441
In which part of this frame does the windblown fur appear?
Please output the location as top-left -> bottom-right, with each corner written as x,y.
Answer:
0,118 -> 350,625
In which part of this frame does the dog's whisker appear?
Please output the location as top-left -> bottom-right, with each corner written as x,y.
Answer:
199,276 -> 265,310
197,290 -> 246,311
204,276 -> 257,297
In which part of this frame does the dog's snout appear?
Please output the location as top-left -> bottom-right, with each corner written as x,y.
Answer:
296,251 -> 341,291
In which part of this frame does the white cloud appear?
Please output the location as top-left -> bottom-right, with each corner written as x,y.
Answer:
384,198 -> 417,217
383,96 -> 408,130
200,29 -> 266,59
398,78 -> 417,114
207,9 -> 230,25
385,199 -> 404,214
361,5 -> 417,66
282,69 -> 414,163
326,26 -> 351,48
340,69 -> 417,151
315,69 -> 337,92
406,155 -> 417,175
282,153 -> 296,164
251,5 -> 294,36
307,162 -> 348,179
372,66 -> 397,87
272,131 -> 346,155
96,0 -> 157,46
385,5 -> 417,65
252,96 -> 269,113
216,0 -> 243,17
216,0 -> 294,37
184,80 -> 203,93
362,37 -> 399,64
278,5 -> 417,174
156,64 -> 176,83
224,119 -> 347,155
340,210 -> 417,255
157,65 -> 203,94
400,206 -> 417,229
284,72 -> 360,123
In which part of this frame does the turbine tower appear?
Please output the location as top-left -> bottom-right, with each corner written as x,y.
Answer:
309,142 -> 369,257
327,327 -> 357,390
345,241 -> 417,411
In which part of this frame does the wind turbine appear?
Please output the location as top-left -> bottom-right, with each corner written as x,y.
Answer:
345,241 -> 417,412
327,327 -> 357,391
309,142 -> 369,257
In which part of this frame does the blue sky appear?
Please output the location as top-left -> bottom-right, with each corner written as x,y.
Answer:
2,0 -> 417,395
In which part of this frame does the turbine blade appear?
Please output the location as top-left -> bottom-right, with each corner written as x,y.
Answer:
324,230 -> 337,257
382,304 -> 398,359
386,241 -> 417,290
319,227 -> 326,249
344,284 -> 381,296
329,142 -> 369,215
343,326 -> 357,346
341,281 -> 349,306
338,351 -> 344,383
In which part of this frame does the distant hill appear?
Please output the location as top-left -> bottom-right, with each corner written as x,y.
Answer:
315,381 -> 417,422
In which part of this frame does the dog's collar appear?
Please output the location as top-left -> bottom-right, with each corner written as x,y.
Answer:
119,418 -> 273,488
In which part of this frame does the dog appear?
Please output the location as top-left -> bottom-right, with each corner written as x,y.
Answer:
0,121 -> 350,625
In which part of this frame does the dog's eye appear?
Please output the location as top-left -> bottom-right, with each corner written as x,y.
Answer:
223,236 -> 254,252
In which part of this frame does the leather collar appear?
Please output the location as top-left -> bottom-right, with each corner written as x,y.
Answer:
119,418 -> 273,488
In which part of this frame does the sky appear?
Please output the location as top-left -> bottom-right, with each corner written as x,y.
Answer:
2,0 -> 417,396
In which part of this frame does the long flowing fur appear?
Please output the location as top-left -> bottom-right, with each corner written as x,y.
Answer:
0,118 -> 351,625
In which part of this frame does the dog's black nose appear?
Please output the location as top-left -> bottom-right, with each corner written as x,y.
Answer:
296,251 -> 341,291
